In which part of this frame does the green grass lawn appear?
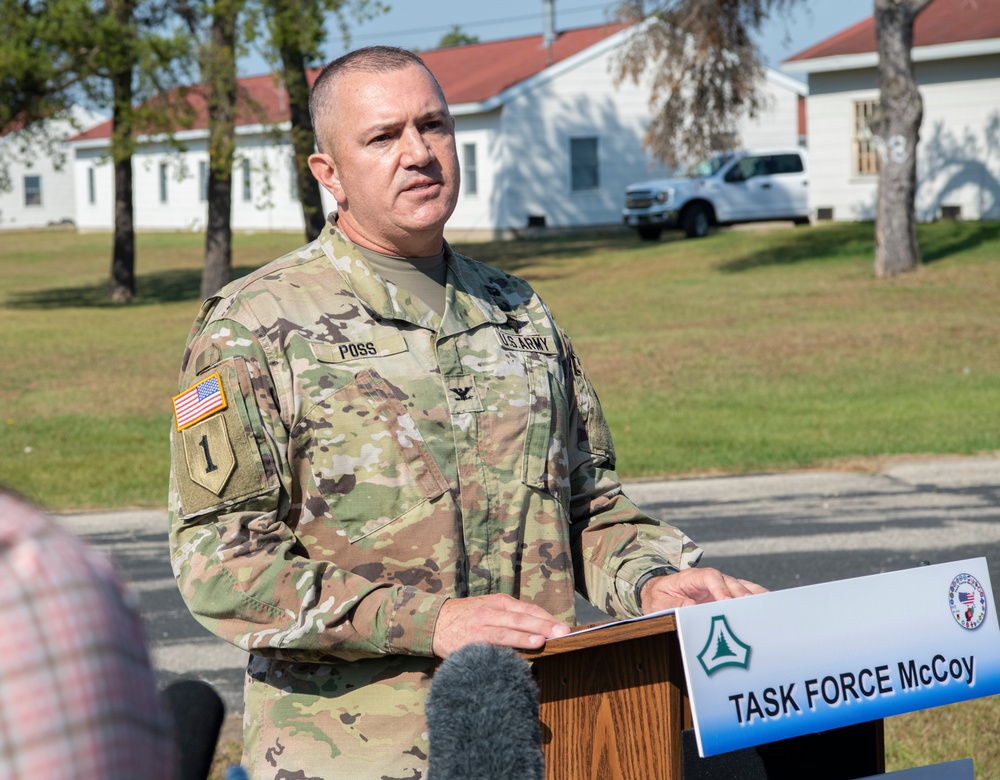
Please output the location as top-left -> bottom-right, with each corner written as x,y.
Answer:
2,221 -> 999,778
2,220 -> 998,509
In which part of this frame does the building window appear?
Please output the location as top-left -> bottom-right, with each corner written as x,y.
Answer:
463,143 -> 478,196
570,137 -> 599,191
24,175 -> 41,206
853,100 -> 880,176
199,161 -> 208,202
289,156 -> 298,200
87,168 -> 96,205
242,159 -> 251,202
159,163 -> 168,203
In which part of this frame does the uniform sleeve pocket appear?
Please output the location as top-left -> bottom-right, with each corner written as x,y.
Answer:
571,350 -> 615,467
172,357 -> 278,521
521,356 -> 570,500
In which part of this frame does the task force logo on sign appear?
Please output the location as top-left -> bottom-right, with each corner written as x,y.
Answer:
674,558 -> 1000,758
697,615 -> 751,676
950,573 -> 987,630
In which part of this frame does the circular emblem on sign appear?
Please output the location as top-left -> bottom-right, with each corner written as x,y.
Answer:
949,573 -> 987,630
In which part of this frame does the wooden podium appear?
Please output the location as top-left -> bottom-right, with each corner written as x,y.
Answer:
522,613 -> 884,780
522,613 -> 690,779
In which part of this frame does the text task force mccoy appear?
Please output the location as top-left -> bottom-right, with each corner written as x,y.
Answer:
727,652 -> 977,725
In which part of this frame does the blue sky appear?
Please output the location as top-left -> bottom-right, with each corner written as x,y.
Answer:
239,0 -> 876,77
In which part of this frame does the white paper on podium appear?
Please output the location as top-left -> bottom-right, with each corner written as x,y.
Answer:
551,607 -> 676,639
674,558 -> 1000,757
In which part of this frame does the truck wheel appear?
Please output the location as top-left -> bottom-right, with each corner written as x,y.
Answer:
683,204 -> 710,239
637,226 -> 662,241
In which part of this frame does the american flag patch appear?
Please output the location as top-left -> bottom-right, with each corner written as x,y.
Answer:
959,591 -> 976,605
172,373 -> 227,431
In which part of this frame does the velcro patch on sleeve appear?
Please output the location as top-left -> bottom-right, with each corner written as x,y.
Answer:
172,360 -> 275,518
181,414 -> 235,496
173,372 -> 227,431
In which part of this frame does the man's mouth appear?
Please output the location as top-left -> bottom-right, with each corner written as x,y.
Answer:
404,179 -> 441,193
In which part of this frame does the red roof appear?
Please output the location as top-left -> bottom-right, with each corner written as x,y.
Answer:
70,22 -> 626,142
421,23 -> 626,104
70,72 -> 315,142
785,0 -> 1000,63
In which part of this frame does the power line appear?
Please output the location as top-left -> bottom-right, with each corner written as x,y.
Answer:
348,3 -> 612,43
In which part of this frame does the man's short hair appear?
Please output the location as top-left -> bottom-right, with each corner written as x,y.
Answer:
309,46 -> 447,153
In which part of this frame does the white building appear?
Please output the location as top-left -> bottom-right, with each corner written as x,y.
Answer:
70,75 -> 323,233
69,22 -> 805,237
783,0 -> 1000,223
424,23 -> 805,238
0,107 -> 105,230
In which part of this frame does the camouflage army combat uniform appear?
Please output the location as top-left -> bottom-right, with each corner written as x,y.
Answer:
168,220 -> 702,779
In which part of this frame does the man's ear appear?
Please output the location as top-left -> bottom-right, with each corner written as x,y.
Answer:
308,152 -> 346,203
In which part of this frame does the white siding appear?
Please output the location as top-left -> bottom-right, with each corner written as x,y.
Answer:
70,130 -> 337,232
915,54 -> 1000,221
740,72 -> 806,150
449,112 -> 502,234
232,137 -> 304,232
1,110 -> 105,230
494,44 -> 673,231
73,148 -> 115,230
133,142 -> 209,230
806,69 -> 881,221
801,53 -> 1000,222
480,48 -> 802,232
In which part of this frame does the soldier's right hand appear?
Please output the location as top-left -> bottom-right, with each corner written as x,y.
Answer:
431,593 -> 571,658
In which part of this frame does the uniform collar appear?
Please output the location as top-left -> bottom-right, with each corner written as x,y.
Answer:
318,219 -> 509,335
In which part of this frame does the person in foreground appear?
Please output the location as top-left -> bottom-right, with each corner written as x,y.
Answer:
167,45 -> 765,778
0,489 -> 175,779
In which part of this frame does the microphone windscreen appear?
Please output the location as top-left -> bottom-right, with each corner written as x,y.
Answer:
426,643 -> 545,780
160,679 -> 225,780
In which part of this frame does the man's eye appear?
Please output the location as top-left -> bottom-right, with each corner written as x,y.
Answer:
369,133 -> 392,145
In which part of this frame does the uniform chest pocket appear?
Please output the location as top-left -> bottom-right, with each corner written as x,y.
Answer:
292,368 -> 449,543
483,353 -> 568,501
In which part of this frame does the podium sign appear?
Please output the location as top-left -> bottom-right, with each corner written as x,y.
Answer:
675,558 -> 1000,757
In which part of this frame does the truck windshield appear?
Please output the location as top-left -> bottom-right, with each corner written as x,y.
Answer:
682,155 -> 731,178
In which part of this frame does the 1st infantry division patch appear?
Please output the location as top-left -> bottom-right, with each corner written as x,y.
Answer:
173,372 -> 228,431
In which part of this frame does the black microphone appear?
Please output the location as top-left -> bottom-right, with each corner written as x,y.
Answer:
160,679 -> 225,780
426,643 -> 545,780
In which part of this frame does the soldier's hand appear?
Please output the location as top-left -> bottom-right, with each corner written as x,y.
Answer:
432,593 -> 571,658
640,567 -> 767,614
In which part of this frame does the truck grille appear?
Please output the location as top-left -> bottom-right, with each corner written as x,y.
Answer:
625,191 -> 655,209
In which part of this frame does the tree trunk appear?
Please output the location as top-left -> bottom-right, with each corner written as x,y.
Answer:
110,151 -> 136,303
281,45 -> 326,241
871,0 -> 933,278
200,0 -> 239,300
108,0 -> 136,304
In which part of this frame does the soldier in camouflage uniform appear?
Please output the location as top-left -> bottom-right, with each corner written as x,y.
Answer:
168,46 -> 763,779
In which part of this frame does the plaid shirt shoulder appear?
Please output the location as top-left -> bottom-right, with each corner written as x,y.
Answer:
0,493 -> 175,779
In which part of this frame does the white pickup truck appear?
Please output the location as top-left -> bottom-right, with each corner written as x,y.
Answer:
622,148 -> 810,240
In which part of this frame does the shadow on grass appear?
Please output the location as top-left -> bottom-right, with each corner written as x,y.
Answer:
6,266 -> 263,309
7,231 -> 659,309
919,219 -> 1000,264
450,229 -> 658,277
717,220 -> 1000,273
716,222 -> 875,272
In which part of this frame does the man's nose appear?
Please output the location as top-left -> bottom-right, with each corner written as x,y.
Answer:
400,126 -> 434,167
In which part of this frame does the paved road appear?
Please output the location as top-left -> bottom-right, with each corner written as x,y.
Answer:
56,454 -> 1000,715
